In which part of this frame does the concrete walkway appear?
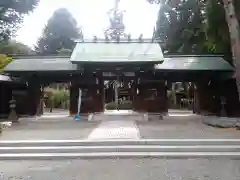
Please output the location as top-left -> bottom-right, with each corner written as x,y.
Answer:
88,121 -> 140,140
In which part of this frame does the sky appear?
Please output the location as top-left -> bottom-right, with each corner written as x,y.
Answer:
15,0 -> 159,47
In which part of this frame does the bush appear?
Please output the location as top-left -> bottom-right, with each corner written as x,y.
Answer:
0,55 -> 13,72
44,88 -> 70,109
105,100 -> 132,110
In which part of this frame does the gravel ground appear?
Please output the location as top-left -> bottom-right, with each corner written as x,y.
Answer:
137,115 -> 240,139
0,118 -> 99,140
0,158 -> 240,180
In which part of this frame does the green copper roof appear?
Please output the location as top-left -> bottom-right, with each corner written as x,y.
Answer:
4,56 -> 77,72
155,56 -> 234,71
4,55 -> 234,76
70,41 -> 164,63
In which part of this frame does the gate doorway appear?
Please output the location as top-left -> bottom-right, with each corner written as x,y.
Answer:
167,81 -> 194,111
104,73 -> 135,111
43,83 -> 70,117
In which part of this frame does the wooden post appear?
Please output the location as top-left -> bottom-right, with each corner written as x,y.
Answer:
27,81 -> 41,116
69,82 -> 78,116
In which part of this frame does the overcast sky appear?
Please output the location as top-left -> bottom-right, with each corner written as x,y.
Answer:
15,0 -> 159,47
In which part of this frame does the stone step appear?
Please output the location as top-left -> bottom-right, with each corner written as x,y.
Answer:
0,145 -> 240,154
1,139 -> 240,147
0,152 -> 240,160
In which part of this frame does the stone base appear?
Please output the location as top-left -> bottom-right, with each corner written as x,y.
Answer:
147,113 -> 164,121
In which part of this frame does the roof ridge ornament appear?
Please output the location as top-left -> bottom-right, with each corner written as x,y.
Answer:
93,36 -> 98,43
127,34 -> 132,42
73,38 -> 163,43
104,33 -> 110,42
138,34 -> 143,42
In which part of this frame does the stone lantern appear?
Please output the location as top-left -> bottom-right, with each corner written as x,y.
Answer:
8,96 -> 18,123
220,96 -> 227,117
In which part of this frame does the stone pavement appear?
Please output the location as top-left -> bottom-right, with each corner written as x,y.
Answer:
0,117 -> 99,140
88,120 -> 140,140
137,115 -> 240,139
0,110 -> 240,141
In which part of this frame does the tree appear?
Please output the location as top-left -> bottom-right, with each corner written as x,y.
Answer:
152,0 -> 208,54
148,0 -> 240,104
36,8 -> 82,55
0,40 -> 33,55
205,0 -> 232,63
149,0 -> 233,59
222,0 -> 240,101
0,0 -> 39,42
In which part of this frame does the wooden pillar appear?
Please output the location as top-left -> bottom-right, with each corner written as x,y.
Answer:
0,82 -> 11,117
144,81 -> 167,113
69,82 -> 78,115
132,81 -> 137,111
27,81 -> 41,116
105,85 -> 114,103
98,75 -> 104,112
70,74 -> 104,115
220,78 -> 240,117
133,81 -> 145,112
156,81 -> 168,113
194,81 -> 217,115
132,80 -> 167,114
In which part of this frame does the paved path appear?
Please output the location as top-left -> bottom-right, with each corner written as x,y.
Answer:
88,120 -> 140,140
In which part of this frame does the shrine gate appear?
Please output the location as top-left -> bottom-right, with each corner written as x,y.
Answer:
2,39 -> 239,117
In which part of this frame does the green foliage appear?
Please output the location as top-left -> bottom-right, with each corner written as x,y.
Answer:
205,0 -> 232,63
148,0 -> 234,64
155,0 -> 208,54
0,55 -> 13,71
45,88 -> 70,109
0,0 -> 39,41
0,40 -> 33,55
105,100 -> 132,110
36,8 -> 82,55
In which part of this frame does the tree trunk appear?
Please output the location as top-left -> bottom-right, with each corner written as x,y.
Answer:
223,0 -> 240,102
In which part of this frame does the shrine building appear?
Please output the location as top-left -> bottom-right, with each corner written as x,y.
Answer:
1,39 -> 239,118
